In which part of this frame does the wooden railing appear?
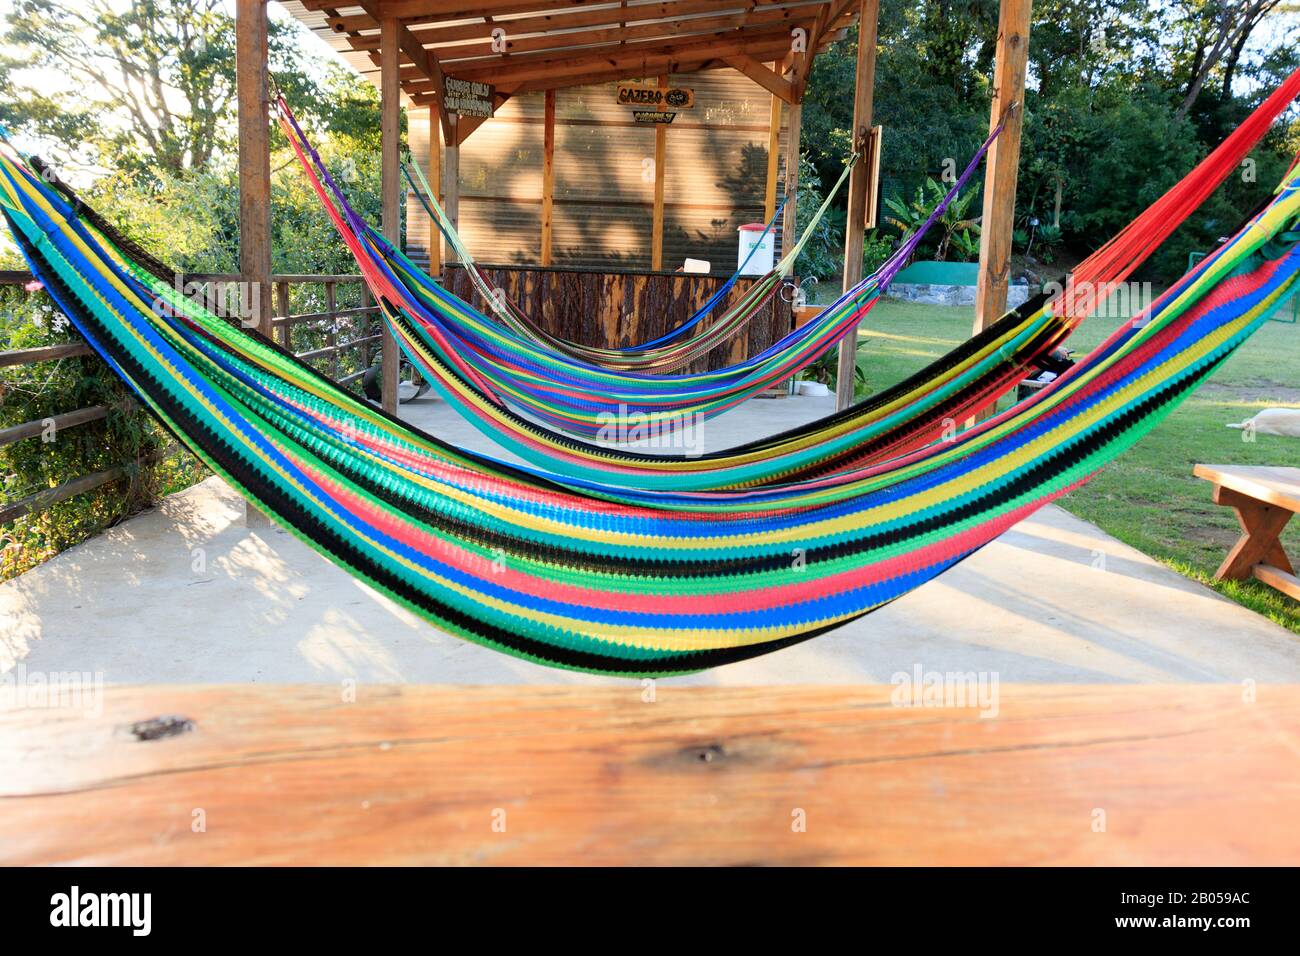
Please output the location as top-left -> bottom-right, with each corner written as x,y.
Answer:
182,273 -> 381,385
0,271 -> 377,525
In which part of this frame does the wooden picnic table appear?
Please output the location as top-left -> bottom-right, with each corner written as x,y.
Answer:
1194,463 -> 1300,599
2,684 -> 1297,865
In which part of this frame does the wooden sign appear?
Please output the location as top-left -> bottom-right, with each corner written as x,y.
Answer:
634,111 -> 677,124
617,84 -> 694,109
443,77 -> 495,118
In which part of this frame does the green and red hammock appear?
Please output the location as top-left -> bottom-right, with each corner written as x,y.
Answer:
404,155 -> 803,374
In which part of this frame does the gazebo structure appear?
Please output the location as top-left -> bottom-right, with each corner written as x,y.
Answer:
238,0 -> 1031,411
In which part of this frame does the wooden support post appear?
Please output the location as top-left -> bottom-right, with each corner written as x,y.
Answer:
782,100 -> 801,263
779,98 -> 803,396
235,0 -> 272,528
274,280 -> 290,348
427,105 -> 441,278
540,89 -> 556,266
325,280 -> 339,380
380,16 -> 401,415
836,0 -> 880,411
651,74 -> 668,271
764,67 -> 781,223
444,113 -> 460,265
361,284 -> 375,369
973,0 -> 1032,334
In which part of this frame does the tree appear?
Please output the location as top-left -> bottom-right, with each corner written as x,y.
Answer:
795,0 -> 1296,283
0,0 -> 322,177
1171,0 -> 1286,120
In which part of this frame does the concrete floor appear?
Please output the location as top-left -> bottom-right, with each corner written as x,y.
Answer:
4,391 -> 1300,684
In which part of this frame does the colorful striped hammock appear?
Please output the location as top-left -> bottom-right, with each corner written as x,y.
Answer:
2,129 -> 1298,675
265,69 -> 1300,492
30,143 -> 1077,495
404,155 -> 799,373
279,100 -> 1003,438
278,70 -> 1300,446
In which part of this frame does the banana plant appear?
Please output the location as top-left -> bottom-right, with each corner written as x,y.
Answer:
884,177 -> 982,263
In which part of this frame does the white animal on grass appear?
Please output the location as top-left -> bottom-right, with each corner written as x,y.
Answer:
1227,407 -> 1300,437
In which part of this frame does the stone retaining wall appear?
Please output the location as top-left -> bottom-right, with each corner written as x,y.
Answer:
888,282 -> 1033,309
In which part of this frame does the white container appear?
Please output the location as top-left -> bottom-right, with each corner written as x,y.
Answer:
682,257 -> 711,274
799,380 -> 830,397
737,223 -> 775,276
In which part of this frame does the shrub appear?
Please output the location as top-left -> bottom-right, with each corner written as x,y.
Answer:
0,284 -> 200,580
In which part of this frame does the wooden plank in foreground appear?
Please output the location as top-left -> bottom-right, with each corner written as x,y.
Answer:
1,684 -> 1297,866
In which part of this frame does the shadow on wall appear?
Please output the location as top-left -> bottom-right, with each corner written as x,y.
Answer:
460,83 -> 770,274
662,128 -> 768,271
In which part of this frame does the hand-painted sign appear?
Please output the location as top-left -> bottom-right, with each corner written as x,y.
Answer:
617,84 -> 694,109
444,77 -> 495,118
634,111 -> 677,124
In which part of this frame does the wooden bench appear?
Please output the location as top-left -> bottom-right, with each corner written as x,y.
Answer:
2,684 -> 1298,865
1194,464 -> 1300,600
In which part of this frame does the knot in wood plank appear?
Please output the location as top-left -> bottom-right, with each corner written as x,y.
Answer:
126,715 -> 195,742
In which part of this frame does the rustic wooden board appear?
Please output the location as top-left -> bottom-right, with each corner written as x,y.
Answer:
443,265 -> 791,375
2,684 -> 1296,866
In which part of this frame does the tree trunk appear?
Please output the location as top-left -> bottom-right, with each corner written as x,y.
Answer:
1177,1 -> 1280,121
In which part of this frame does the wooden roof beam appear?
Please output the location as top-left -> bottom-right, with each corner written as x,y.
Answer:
724,54 -> 797,103
359,2 -> 454,139
403,28 -> 846,99
342,5 -> 829,61
307,0 -> 658,20
444,22 -> 813,82
383,0 -> 617,16
529,27 -> 843,90
361,1 -> 457,139
435,15 -> 829,67
790,0 -> 855,97
418,30 -> 845,93
324,0 -> 833,35
409,55 -> 719,104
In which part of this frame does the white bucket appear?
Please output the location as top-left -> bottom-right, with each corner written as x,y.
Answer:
737,224 -> 775,276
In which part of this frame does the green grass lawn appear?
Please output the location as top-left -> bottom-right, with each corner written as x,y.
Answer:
855,297 -> 1300,633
